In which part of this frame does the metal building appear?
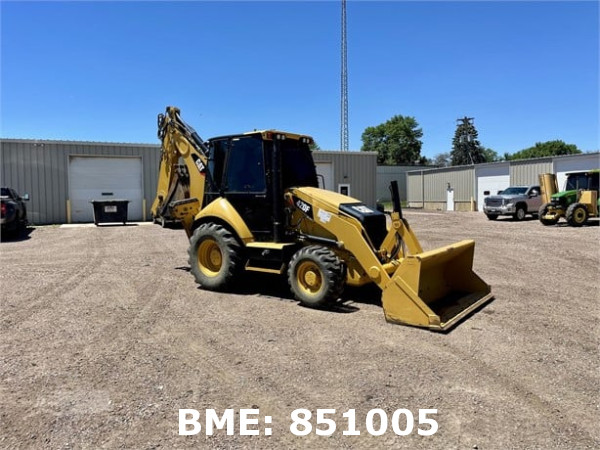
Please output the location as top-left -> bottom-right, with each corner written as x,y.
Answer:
407,166 -> 475,211
312,151 -> 377,206
407,152 -> 599,211
0,139 -> 377,225
375,165 -> 429,203
1,139 -> 160,224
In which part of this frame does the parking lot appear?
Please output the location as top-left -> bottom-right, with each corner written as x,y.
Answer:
1,210 -> 598,449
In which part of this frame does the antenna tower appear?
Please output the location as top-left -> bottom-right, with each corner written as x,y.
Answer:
340,0 -> 349,151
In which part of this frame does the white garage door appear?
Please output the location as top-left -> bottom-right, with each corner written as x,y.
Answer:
315,161 -> 334,191
476,164 -> 510,212
555,154 -> 600,191
69,156 -> 143,223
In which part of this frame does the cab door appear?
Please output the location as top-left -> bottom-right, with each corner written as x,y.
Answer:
222,135 -> 273,239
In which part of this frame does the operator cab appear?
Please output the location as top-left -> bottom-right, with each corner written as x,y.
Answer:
206,131 -> 318,241
565,171 -> 599,191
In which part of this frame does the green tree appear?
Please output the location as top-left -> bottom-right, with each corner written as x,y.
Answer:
482,147 -> 503,163
432,152 -> 451,167
506,140 -> 581,160
361,115 -> 423,165
451,117 -> 486,166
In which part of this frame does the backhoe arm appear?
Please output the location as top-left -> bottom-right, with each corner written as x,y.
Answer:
151,106 -> 211,234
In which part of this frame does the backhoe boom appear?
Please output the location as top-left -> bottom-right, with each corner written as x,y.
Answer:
151,106 -> 211,234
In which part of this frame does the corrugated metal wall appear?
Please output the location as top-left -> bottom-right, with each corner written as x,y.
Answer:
406,153 -> 599,211
424,167 -> 474,201
510,158 -> 553,185
407,171 -> 424,206
0,140 -> 377,224
0,139 -> 160,224
407,166 -> 473,208
313,151 -> 377,206
375,166 -> 427,202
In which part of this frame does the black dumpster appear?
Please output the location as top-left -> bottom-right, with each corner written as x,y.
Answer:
91,200 -> 130,225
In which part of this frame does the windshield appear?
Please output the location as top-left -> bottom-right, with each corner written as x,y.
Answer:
500,187 -> 527,195
565,173 -> 599,191
280,140 -> 318,189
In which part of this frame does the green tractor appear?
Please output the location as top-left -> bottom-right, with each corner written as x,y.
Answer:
538,170 -> 599,227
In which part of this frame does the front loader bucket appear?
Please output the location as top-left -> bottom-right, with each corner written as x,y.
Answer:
382,240 -> 493,331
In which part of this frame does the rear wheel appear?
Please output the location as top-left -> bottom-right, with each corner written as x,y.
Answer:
288,245 -> 345,308
188,223 -> 242,291
538,202 -> 559,226
566,203 -> 588,227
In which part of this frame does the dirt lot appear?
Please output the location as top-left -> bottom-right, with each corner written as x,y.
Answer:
1,211 -> 598,449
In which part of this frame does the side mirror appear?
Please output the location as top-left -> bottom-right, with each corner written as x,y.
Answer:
530,192 -> 538,197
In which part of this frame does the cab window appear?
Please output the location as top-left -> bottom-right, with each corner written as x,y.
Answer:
566,174 -> 589,191
208,139 -> 228,190
225,136 -> 266,193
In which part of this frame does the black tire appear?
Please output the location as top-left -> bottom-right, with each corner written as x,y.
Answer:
513,205 -> 526,221
486,214 -> 498,221
188,223 -> 242,291
287,245 -> 346,308
538,202 -> 559,226
566,203 -> 588,227
17,218 -> 26,233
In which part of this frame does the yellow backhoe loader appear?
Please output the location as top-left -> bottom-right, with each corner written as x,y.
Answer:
151,107 -> 493,331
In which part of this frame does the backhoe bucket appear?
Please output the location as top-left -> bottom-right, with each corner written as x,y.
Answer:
382,240 -> 493,331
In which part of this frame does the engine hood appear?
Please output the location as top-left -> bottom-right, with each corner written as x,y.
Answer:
487,194 -> 523,201
289,186 -> 361,209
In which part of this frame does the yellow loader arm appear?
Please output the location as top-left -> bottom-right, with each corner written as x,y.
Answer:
289,186 -> 493,331
151,106 -> 210,236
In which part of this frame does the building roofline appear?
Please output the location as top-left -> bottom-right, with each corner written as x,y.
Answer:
317,150 -> 378,156
0,139 -> 381,156
0,138 -> 160,148
406,151 -> 599,174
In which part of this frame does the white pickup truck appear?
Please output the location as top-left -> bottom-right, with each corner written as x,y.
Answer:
483,185 -> 542,221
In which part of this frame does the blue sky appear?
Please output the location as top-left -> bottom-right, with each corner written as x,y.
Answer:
1,1 -> 598,158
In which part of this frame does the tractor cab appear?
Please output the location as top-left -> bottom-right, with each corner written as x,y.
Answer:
205,131 -> 318,241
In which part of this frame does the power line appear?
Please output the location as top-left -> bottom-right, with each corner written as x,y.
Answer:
340,0 -> 349,151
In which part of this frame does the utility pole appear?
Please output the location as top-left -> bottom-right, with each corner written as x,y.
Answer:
340,0 -> 349,151
457,116 -> 475,165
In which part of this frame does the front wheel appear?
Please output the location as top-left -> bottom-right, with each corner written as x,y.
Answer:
566,203 -> 588,227
288,245 -> 346,308
513,205 -> 526,221
188,223 -> 242,291
538,202 -> 559,226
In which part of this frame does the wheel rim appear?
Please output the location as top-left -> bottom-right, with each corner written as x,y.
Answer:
296,261 -> 324,297
197,239 -> 223,277
573,208 -> 586,224
516,208 -> 525,220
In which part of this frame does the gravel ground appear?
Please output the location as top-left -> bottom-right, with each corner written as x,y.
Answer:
1,210 -> 598,449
